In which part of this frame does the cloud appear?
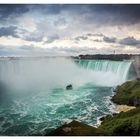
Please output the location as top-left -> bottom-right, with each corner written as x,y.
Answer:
0,26 -> 18,37
0,4 -> 29,21
29,5 -> 140,26
74,33 -> 104,42
75,36 -> 88,41
24,33 -> 44,42
53,17 -> 68,29
0,45 -> 45,56
0,4 -> 140,56
80,5 -> 140,26
103,36 -> 116,43
74,33 -> 116,44
20,45 -> 35,50
119,36 -> 140,46
2,4 -> 140,27
87,33 -> 104,37
93,39 -> 102,42
44,34 -> 60,43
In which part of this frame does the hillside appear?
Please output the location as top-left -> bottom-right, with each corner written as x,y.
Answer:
112,80 -> 140,106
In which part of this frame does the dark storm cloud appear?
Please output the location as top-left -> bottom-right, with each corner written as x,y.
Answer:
0,4 -> 29,20
35,4 -> 140,25
119,37 -> 140,46
0,26 -> 18,37
103,36 -> 116,43
28,4 -> 86,15
81,5 -> 140,26
1,4 -> 140,47
1,4 -> 140,26
30,4 -> 67,14
0,4 -> 140,45
89,5 -> 140,25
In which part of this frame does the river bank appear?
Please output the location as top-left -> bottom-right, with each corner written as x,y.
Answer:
47,79 -> 140,136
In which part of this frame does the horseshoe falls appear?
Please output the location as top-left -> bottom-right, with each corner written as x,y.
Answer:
0,58 -> 134,135
75,60 -> 132,86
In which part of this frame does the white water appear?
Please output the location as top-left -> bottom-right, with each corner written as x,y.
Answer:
0,58 -> 132,90
0,57 -> 133,135
75,59 -> 132,86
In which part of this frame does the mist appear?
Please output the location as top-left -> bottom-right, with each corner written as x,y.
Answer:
0,58 -> 132,94
0,57 -> 133,135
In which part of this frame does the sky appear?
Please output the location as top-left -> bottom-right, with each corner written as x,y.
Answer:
0,4 -> 140,56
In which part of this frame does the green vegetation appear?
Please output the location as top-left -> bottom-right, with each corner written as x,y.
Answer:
98,80 -> 140,135
99,107 -> 140,135
47,108 -> 140,136
47,120 -> 105,136
47,80 -> 140,136
112,80 -> 140,106
73,54 -> 134,61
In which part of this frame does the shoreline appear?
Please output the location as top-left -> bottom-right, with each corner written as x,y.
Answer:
47,79 -> 140,136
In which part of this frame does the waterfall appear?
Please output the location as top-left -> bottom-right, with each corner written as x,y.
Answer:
0,58 -> 132,89
75,60 -> 132,84
0,58 -> 134,136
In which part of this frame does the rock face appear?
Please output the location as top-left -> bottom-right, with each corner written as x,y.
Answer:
66,84 -> 73,90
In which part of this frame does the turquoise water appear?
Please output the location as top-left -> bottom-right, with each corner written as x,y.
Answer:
0,58 -> 133,135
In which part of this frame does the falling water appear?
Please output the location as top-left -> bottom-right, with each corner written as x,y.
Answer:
75,59 -> 132,85
0,57 -> 133,135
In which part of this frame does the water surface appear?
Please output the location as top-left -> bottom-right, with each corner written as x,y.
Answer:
0,58 -> 133,135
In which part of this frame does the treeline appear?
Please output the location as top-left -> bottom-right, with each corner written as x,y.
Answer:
72,54 -> 140,61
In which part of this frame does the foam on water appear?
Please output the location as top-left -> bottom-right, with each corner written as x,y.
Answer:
0,58 -> 133,135
75,59 -> 132,86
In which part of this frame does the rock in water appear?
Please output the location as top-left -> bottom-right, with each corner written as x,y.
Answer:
66,84 -> 73,90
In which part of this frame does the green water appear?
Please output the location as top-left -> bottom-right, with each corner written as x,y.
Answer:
0,58 -> 133,135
